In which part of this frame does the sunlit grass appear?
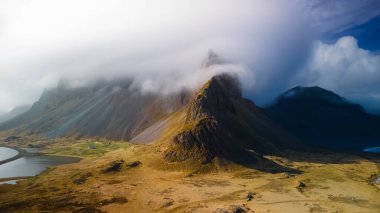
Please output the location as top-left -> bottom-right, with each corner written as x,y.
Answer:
43,140 -> 131,158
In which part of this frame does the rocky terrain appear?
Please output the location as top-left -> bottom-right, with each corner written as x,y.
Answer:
163,74 -> 303,173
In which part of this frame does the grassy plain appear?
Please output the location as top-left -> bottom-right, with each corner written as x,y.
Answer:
0,141 -> 379,213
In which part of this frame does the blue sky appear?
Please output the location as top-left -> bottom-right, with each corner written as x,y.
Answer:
332,15 -> 380,52
0,0 -> 379,114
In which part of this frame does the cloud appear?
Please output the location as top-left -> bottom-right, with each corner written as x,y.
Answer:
133,62 -> 254,95
0,0 -> 307,111
293,36 -> 380,113
298,0 -> 380,35
0,0 -> 379,112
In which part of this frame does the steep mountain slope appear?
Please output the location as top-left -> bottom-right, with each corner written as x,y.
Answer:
160,74 -> 303,165
0,79 -> 190,140
265,86 -> 380,149
0,105 -> 31,124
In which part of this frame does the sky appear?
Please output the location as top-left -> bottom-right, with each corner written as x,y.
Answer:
0,0 -> 380,113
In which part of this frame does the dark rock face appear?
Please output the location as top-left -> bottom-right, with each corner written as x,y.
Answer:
73,172 -> 93,185
186,74 -> 241,122
102,160 -> 125,173
265,86 -> 380,149
164,74 -> 302,164
126,161 -> 142,168
165,117 -> 221,162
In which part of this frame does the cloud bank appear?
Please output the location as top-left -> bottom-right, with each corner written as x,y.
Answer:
0,0 -> 308,111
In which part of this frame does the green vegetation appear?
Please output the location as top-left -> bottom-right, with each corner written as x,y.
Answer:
43,140 -> 130,158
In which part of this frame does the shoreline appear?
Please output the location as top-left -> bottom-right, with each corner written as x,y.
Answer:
0,146 -> 82,185
0,146 -> 25,165
0,176 -> 32,182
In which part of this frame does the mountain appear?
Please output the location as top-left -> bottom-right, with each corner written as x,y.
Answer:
0,50 -> 303,168
265,86 -> 380,150
0,105 -> 31,124
131,74 -> 301,166
0,79 -> 191,140
201,49 -> 223,67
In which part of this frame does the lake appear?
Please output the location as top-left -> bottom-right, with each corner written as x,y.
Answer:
0,147 -> 80,184
0,147 -> 19,161
363,147 -> 380,153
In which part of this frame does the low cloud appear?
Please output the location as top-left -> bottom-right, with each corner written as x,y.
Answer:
132,62 -> 254,95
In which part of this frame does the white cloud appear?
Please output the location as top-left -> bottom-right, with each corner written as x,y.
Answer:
298,0 -> 380,35
133,63 -> 254,95
294,36 -> 380,113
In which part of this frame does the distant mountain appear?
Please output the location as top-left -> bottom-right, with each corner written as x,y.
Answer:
265,86 -> 380,150
0,79 -> 191,140
0,105 -> 31,124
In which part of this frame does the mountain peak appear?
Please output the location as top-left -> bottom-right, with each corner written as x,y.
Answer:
201,49 -> 223,68
186,74 -> 241,123
164,74 -> 241,163
280,86 -> 346,103
265,86 -> 380,149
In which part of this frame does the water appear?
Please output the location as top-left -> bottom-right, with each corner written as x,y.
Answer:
363,147 -> 380,153
0,147 -> 19,161
376,178 -> 380,184
0,147 -> 80,183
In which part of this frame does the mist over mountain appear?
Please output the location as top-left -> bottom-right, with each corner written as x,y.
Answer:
0,51 -> 243,140
0,78 -> 191,140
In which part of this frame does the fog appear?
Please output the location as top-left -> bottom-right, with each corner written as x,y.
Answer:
1,0 -> 380,113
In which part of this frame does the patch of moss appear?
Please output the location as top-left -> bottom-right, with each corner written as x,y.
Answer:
43,140 -> 130,158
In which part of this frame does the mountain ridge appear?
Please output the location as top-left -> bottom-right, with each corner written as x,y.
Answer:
0,79 -> 191,140
265,86 -> 380,149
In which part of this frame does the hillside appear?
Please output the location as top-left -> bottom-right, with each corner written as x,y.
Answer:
0,79 -> 190,140
265,86 -> 380,149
